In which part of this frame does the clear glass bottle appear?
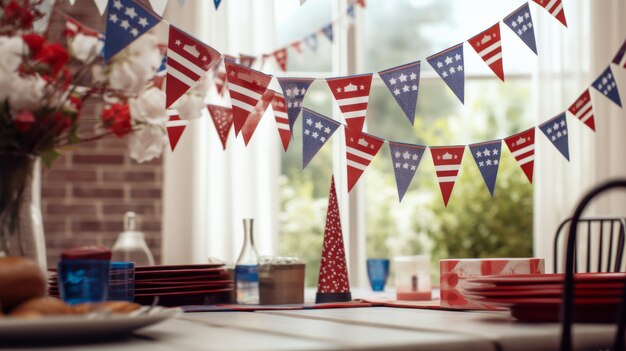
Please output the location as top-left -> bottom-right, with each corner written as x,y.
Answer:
235,218 -> 259,304
111,212 -> 155,266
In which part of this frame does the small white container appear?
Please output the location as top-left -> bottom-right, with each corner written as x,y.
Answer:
393,255 -> 432,300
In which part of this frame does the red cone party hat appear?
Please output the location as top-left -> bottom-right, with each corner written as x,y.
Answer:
316,176 -> 352,303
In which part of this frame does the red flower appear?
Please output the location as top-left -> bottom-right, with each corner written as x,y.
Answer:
4,0 -> 36,30
67,95 -> 82,113
101,103 -> 132,137
53,111 -> 72,132
22,33 -> 45,56
33,43 -> 69,76
13,110 -> 35,133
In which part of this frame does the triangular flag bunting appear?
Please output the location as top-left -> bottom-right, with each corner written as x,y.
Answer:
316,176 -> 351,304
532,0 -> 567,27
64,14 -> 103,38
207,104 -> 233,150
322,24 -> 333,42
388,141 -> 426,201
568,89 -> 595,131
302,108 -> 340,169
355,0 -> 366,7
613,38 -> 626,69
469,140 -> 502,196
504,127 -> 536,183
291,41 -> 302,54
539,112 -> 570,161
239,54 -> 256,68
378,61 -> 421,125
427,43 -> 465,104
94,0 -> 108,15
274,48 -> 288,71
269,91 -> 291,151
277,77 -> 315,133
304,34 -> 318,52
214,0 -> 222,10
214,70 -> 227,95
104,0 -> 160,61
592,66 -> 622,107
504,3 -> 538,55
431,146 -> 465,207
224,60 -> 273,136
469,23 -> 504,81
327,73 -> 373,138
347,4 -> 355,18
345,129 -> 384,192
148,0 -> 168,16
166,110 -> 188,151
166,25 -> 220,108
241,89 -> 273,146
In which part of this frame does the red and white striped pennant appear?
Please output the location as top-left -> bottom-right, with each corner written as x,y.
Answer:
327,73 -> 373,138
469,23 -> 504,81
504,127 -> 536,183
532,0 -> 567,27
568,89 -> 595,131
269,91 -> 291,151
345,129 -> 384,192
166,109 -> 188,151
430,146 -> 465,207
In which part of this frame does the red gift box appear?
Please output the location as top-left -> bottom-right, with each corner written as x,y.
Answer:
440,258 -> 544,309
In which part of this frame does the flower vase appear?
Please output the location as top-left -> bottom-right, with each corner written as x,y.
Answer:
0,152 -> 47,271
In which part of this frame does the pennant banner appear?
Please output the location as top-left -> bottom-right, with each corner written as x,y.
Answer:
469,140 -> 502,197
277,77 -> 315,133
214,0 -> 222,10
291,41 -> 302,54
148,0 -> 167,16
431,146 -> 465,207
94,0 -> 108,15
345,130 -> 384,192
613,39 -> 626,69
504,3 -> 537,55
327,73 -> 373,138
532,0 -> 567,27
469,23 -> 504,81
64,14 -> 103,38
504,127 -> 536,184
241,89 -> 273,145
322,24 -> 333,42
378,61 -> 421,125
269,91 -> 291,152
214,70 -> 227,95
427,43 -> 465,104
592,66 -> 622,107
239,54 -> 256,68
388,142 -> 426,201
207,104 -> 234,150
274,48 -> 288,71
568,89 -> 595,131
166,110 -> 188,151
539,112 -> 570,161
104,0 -> 160,61
305,34 -> 318,52
302,109 -> 341,168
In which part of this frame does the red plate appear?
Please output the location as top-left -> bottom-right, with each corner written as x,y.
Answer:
135,268 -> 227,276
136,273 -> 231,282
465,288 -> 624,299
464,282 -> 625,293
478,298 -> 622,323
135,280 -> 232,287
467,272 -> 626,285
135,283 -> 233,292
135,264 -> 224,271
135,287 -> 233,297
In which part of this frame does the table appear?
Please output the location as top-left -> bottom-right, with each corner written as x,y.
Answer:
4,307 -> 617,351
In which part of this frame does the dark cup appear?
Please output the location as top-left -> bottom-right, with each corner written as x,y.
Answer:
58,259 -> 110,305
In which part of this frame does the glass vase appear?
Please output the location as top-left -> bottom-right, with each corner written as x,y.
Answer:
0,152 -> 47,271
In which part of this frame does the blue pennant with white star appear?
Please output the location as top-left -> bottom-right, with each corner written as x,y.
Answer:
378,61 -> 421,125
277,77 -> 315,133
427,43 -> 465,104
347,4 -> 355,18
388,142 -> 426,201
469,140 -> 502,196
504,3 -> 538,55
214,0 -> 222,10
302,108 -> 340,169
104,0 -> 161,62
592,66 -> 622,107
304,34 -> 318,52
322,24 -> 333,42
539,112 -> 570,161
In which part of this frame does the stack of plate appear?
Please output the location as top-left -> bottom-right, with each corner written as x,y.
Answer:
464,273 -> 626,322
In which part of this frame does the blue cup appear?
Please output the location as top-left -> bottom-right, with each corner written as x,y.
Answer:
58,259 -> 110,305
108,262 -> 135,301
367,258 -> 390,291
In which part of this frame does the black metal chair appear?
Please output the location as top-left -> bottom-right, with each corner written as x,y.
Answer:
560,179 -> 626,351
553,217 -> 626,273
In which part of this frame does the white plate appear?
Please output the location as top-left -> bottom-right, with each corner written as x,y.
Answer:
0,306 -> 181,340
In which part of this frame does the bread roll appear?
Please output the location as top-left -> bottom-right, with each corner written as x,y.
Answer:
0,257 -> 46,311
96,301 -> 141,313
9,297 -> 72,318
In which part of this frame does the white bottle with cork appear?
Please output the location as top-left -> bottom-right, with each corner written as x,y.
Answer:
111,212 -> 155,267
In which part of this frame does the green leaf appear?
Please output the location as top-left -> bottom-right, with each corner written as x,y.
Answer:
40,149 -> 60,168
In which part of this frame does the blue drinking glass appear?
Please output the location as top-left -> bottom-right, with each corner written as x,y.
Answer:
108,261 -> 135,301
58,259 -> 110,305
367,258 -> 390,291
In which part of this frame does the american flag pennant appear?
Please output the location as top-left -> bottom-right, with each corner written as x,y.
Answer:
427,44 -> 465,104
468,23 -> 504,81
224,60 -> 273,136
504,3 -> 538,55
539,112 -> 570,161
378,61 -> 421,125
207,104 -> 233,150
613,39 -> 626,69
214,0 -> 222,10
327,73 -> 373,139
291,41 -> 302,54
388,141 -> 426,201
269,91 -> 291,151
166,109 -> 188,151
504,127 -> 536,184
469,140 -> 502,197
241,89 -> 273,146
104,0 -> 160,61
148,0 -> 167,16
302,108 -> 340,169
592,66 -> 622,108
277,77 -> 315,133
239,54 -> 256,68
166,25 -> 220,108
274,48 -> 288,71
532,0 -> 567,27
431,146 -> 465,207
322,24 -> 333,42
304,34 -> 318,52
345,129 -> 384,192
64,14 -> 103,38
568,89 -> 595,131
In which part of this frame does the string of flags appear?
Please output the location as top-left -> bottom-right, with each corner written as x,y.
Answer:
86,0 -> 625,207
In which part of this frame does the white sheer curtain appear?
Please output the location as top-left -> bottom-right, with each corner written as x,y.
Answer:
533,0 -> 626,272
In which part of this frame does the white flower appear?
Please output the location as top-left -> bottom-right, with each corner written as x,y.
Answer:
0,36 -> 26,73
106,34 -> 161,94
8,75 -> 45,111
128,125 -> 166,163
70,33 -> 103,63
129,87 -> 168,125
172,93 -> 205,120
0,71 -> 17,102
